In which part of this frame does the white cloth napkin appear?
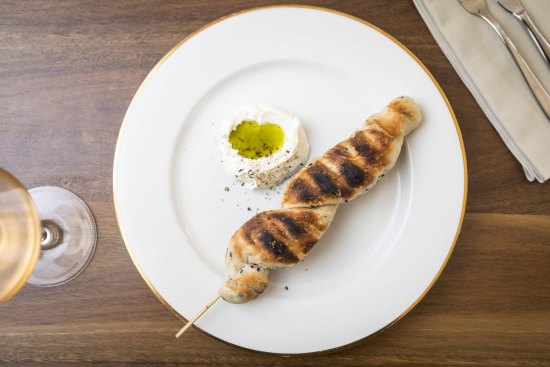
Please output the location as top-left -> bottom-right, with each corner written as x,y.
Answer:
413,0 -> 550,182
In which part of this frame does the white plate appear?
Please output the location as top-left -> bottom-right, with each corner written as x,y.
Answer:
114,6 -> 466,355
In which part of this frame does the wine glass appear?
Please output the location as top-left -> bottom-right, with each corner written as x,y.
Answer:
0,167 -> 97,303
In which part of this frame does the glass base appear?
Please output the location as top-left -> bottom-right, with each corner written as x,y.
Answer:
27,186 -> 97,287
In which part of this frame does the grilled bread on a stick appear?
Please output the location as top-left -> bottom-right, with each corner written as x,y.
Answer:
219,96 -> 422,304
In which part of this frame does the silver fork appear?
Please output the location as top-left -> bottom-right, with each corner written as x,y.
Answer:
458,0 -> 550,120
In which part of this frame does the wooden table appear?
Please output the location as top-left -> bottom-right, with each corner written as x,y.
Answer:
1,1 -> 549,365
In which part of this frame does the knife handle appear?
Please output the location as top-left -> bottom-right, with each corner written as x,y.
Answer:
485,14 -> 550,120
519,11 -> 550,64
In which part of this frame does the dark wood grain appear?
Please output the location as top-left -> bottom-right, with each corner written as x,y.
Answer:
1,0 -> 549,366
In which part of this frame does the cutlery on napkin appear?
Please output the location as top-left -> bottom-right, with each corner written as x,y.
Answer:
458,0 -> 550,120
414,0 -> 550,182
497,0 -> 550,62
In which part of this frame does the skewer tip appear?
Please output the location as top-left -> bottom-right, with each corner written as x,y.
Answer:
175,295 -> 221,338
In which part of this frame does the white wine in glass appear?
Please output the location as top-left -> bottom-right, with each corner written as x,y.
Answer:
0,168 -> 97,303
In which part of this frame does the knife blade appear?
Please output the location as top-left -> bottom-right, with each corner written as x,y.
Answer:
497,0 -> 550,63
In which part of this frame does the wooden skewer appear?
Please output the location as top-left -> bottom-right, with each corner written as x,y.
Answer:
175,295 -> 221,338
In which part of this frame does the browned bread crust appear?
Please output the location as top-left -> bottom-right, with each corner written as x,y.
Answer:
230,205 -> 337,268
282,96 -> 421,208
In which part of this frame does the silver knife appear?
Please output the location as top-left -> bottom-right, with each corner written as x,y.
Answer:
497,0 -> 550,63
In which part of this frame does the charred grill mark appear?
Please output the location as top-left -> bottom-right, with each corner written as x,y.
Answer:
242,213 -> 270,244
307,163 -> 341,197
265,212 -> 318,259
340,161 -> 366,187
241,225 -> 254,245
350,132 -> 379,164
242,215 -> 261,232
270,221 -> 287,240
365,127 -> 390,148
258,229 -> 298,263
302,238 -> 318,253
288,177 -> 315,203
326,144 -> 352,161
270,213 -> 306,237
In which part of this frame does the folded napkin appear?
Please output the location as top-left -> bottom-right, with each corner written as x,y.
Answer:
414,0 -> 550,182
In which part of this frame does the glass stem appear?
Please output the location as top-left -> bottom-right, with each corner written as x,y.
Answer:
40,220 -> 62,250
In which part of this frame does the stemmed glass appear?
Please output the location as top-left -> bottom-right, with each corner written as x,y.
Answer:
0,167 -> 97,303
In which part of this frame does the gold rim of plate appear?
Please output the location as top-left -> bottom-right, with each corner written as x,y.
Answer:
112,4 -> 468,356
